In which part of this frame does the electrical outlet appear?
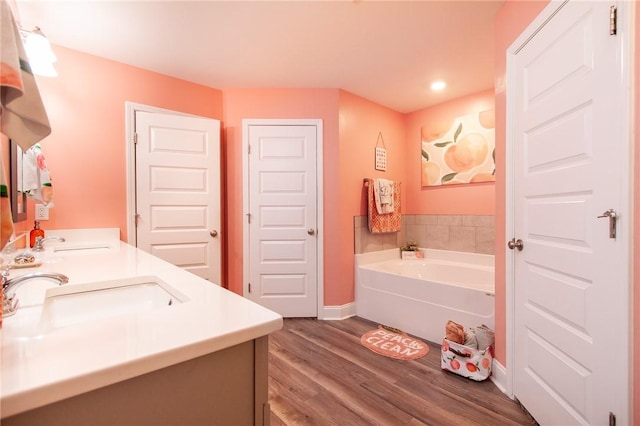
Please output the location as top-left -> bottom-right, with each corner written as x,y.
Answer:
35,204 -> 49,220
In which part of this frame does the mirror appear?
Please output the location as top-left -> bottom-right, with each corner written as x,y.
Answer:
9,139 -> 27,222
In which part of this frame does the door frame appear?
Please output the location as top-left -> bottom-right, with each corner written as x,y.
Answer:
504,0 -> 635,400
242,119 -> 324,318
124,102 -> 216,245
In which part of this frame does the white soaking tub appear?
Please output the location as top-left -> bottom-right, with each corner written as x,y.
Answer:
355,248 -> 495,344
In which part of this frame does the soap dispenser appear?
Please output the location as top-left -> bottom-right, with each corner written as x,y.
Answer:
29,220 -> 45,248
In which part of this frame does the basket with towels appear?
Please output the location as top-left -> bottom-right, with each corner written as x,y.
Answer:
441,320 -> 495,381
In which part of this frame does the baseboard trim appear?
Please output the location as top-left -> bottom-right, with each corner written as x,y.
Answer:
490,359 -> 512,398
320,303 -> 356,320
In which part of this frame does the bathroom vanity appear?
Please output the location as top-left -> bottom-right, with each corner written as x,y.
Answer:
0,229 -> 282,425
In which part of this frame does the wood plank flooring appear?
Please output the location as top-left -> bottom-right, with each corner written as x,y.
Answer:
269,317 -> 536,426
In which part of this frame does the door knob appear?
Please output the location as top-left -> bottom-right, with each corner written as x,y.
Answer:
507,238 -> 524,251
597,209 -> 617,239
210,230 -> 218,238
307,229 -> 315,235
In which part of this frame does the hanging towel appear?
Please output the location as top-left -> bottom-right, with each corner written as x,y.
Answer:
366,178 -> 401,233
374,178 -> 394,214
0,0 -> 51,151
22,143 -> 54,206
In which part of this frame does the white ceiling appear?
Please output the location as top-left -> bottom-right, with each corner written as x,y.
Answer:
16,1 -> 502,114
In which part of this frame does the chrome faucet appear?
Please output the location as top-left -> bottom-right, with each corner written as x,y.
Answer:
32,236 -> 66,252
1,269 -> 69,317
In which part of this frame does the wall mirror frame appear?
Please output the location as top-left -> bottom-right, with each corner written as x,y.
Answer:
9,139 -> 27,222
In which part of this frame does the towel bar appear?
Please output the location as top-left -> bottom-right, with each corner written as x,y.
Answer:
363,178 -> 401,188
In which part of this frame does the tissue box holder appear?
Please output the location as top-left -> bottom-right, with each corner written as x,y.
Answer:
441,338 -> 493,381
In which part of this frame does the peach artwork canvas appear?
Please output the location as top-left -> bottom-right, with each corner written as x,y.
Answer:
421,109 -> 495,186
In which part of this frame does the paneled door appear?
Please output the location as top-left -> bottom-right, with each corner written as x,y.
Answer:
510,1 -> 631,424
244,121 -> 321,317
135,111 -> 221,283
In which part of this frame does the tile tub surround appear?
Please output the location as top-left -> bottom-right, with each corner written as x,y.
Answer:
354,214 -> 495,255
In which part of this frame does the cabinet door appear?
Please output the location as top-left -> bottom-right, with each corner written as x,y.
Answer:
2,339 -> 269,425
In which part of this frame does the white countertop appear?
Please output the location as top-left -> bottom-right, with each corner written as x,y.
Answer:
0,229 -> 283,418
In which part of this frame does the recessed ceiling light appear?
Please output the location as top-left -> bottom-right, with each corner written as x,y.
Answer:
430,81 -> 446,91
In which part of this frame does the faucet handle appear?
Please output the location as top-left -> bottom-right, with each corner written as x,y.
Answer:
2,293 -> 19,316
1,267 -> 17,315
33,236 -> 44,251
1,266 -> 10,287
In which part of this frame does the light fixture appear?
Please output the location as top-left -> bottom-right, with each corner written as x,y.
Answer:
430,80 -> 446,92
19,26 -> 57,77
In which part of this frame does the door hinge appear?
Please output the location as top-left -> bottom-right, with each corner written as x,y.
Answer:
133,133 -> 138,144
246,213 -> 251,224
248,144 -> 251,154
248,282 -> 251,293
610,5 -> 617,35
609,411 -> 616,426
134,213 -> 141,227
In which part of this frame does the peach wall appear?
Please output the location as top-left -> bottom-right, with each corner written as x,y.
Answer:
340,90 -> 406,303
17,45 -> 222,239
634,1 -> 639,423
221,88 -> 404,305
1,135 -> 8,183
404,89 -> 495,215
221,88 -> 340,297
494,0 -> 549,366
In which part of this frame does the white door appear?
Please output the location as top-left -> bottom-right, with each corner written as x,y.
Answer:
135,111 -> 221,283
510,1 -> 631,424
245,123 -> 319,317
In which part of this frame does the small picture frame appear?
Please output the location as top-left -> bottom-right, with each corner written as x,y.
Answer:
375,147 -> 387,171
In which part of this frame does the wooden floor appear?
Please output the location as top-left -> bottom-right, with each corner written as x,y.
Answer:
269,317 -> 536,426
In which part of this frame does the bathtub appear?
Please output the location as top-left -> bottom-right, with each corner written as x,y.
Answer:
355,248 -> 494,345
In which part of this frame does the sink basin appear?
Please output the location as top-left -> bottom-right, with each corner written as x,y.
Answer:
40,276 -> 188,329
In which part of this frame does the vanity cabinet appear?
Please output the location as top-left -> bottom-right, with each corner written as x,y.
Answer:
1,233 -> 281,426
3,336 -> 270,426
